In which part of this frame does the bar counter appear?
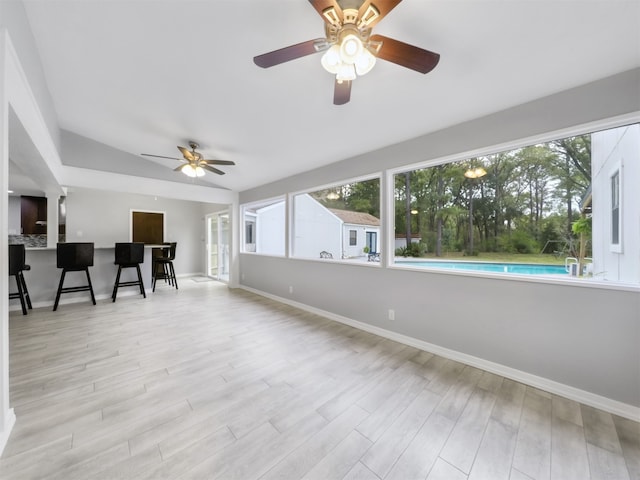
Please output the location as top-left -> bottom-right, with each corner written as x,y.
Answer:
13,245 -> 162,310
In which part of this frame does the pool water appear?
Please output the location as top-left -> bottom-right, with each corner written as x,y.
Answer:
396,261 -> 566,275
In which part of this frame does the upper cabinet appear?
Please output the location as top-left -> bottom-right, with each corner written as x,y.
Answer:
20,195 -> 47,234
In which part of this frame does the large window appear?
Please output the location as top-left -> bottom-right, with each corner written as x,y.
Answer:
241,197 -> 286,256
392,123 -> 639,284
291,178 -> 380,262
241,123 -> 638,285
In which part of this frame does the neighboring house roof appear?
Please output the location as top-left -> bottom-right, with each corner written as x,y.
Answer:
328,208 -> 380,227
580,184 -> 592,214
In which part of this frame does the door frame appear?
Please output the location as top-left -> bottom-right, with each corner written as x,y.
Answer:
130,209 -> 166,243
206,210 -> 230,282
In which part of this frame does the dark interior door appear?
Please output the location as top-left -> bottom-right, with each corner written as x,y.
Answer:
132,211 -> 164,244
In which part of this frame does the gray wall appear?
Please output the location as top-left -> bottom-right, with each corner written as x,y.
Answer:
65,187 -> 207,276
239,69 -> 640,411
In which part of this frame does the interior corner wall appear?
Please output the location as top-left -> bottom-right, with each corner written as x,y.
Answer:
238,69 -> 640,417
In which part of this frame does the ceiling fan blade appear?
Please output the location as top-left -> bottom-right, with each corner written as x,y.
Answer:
308,0 -> 343,24
203,159 -> 235,166
254,39 -> 329,68
141,153 -> 182,161
333,79 -> 351,105
370,34 -> 440,74
177,146 -> 196,161
202,164 -> 225,175
173,164 -> 185,172
358,0 -> 402,28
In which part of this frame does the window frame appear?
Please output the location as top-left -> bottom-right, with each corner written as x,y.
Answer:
240,196 -> 287,257
288,174 -> 383,264
239,113 -> 639,291
383,112 -> 640,290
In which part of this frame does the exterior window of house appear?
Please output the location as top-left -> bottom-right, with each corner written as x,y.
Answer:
611,170 -> 620,247
241,197 -> 286,256
245,221 -> 255,245
391,122 -> 639,285
349,230 -> 357,246
290,177 -> 380,262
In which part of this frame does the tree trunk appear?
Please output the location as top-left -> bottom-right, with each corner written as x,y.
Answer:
405,172 -> 411,248
436,175 -> 443,256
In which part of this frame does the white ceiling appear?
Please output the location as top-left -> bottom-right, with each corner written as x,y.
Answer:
19,0 -> 640,193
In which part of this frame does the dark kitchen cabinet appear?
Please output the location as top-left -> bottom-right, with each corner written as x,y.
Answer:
21,196 -> 47,234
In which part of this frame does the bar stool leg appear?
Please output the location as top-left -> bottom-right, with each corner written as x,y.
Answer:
19,272 -> 32,310
85,268 -> 97,305
135,264 -> 146,298
112,265 -> 123,302
53,270 -> 67,311
152,261 -> 158,292
13,273 -> 27,315
170,262 -> 178,289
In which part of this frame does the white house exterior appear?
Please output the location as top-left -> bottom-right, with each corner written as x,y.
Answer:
591,123 -> 639,284
292,194 -> 342,258
291,194 -> 380,259
329,208 -> 381,258
251,201 -> 286,256
394,233 -> 422,250
247,194 -> 380,259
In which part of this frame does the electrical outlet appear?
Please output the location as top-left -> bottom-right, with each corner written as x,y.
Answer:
289,286 -> 293,294
388,309 -> 395,321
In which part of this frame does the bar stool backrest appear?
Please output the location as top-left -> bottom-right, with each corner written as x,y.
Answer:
8,244 -> 26,275
115,242 -> 144,265
167,242 -> 177,260
57,242 -> 95,269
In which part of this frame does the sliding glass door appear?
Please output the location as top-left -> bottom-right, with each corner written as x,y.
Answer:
206,212 -> 229,282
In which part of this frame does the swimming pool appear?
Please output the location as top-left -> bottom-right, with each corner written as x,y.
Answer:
395,260 -> 567,275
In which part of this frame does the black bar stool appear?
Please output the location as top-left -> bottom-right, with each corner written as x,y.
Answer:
152,242 -> 177,292
9,244 -> 32,315
112,242 -> 146,301
53,242 -> 96,311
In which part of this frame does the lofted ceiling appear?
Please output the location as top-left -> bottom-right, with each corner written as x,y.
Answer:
16,0 -> 640,194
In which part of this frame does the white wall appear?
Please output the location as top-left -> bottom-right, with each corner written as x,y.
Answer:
591,124 -> 640,284
7,196 -> 19,234
342,224 -> 372,258
0,2 -> 60,150
293,194 -> 342,259
239,69 -> 640,418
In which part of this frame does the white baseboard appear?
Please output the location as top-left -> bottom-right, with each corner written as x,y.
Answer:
241,285 -> 640,422
0,408 -> 16,456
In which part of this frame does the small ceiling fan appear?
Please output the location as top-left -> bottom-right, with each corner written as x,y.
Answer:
253,0 -> 440,105
141,141 -> 235,177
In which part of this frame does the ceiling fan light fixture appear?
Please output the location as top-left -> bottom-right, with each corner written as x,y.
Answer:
322,33 -> 376,80
336,63 -> 356,82
194,166 -> 205,177
321,45 -> 342,73
340,34 -> 363,64
355,48 -> 376,75
182,163 -> 197,177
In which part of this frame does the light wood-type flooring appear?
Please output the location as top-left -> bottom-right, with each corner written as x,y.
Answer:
2,279 -> 639,479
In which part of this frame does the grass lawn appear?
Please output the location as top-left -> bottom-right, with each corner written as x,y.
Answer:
415,252 -> 567,265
